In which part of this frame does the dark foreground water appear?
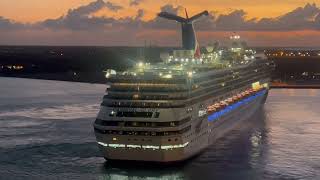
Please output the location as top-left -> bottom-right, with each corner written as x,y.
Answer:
0,77 -> 320,180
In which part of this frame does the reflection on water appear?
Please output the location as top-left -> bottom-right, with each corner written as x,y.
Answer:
1,78 -> 320,180
101,165 -> 185,180
0,103 -> 100,120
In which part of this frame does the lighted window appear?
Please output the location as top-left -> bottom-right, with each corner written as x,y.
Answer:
109,111 -> 116,117
133,94 -> 139,99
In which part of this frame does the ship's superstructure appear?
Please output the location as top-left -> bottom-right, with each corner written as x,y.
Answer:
93,10 -> 274,162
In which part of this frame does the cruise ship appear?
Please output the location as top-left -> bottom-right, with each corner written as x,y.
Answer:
93,10 -> 275,162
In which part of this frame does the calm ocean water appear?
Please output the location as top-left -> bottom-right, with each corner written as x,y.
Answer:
0,77 -> 320,180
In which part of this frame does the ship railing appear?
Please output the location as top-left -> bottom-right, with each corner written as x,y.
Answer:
108,87 -> 189,92
94,124 -> 190,132
107,91 -> 189,98
194,61 -> 270,84
94,126 -> 191,136
108,78 -> 188,84
185,74 -> 270,104
101,99 -> 187,108
103,72 -> 270,107
95,117 -> 191,128
192,65 -> 272,93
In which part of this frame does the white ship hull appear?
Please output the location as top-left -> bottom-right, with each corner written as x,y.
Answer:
94,89 -> 268,162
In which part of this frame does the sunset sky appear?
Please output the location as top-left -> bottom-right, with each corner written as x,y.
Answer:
1,0 -> 320,46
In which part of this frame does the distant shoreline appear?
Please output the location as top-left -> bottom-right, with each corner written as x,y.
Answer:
0,74 -> 106,84
2,75 -> 320,89
271,83 -> 320,89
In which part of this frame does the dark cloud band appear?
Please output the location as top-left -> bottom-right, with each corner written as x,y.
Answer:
1,1 -> 320,31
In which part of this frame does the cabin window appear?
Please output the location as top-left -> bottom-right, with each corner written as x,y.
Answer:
94,126 -> 191,136
154,112 -> 160,118
116,111 -> 153,118
170,122 -> 176,127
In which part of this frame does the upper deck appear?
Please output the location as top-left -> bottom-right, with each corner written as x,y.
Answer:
103,34 -> 274,103
106,53 -> 268,85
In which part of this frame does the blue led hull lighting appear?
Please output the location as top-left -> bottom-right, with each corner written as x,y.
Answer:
208,89 -> 267,122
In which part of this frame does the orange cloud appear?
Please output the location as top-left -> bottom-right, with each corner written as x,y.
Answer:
2,0 -> 320,23
2,1 -> 320,46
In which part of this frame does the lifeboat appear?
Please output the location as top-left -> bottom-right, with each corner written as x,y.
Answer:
219,102 -> 225,106
214,103 -> 220,107
227,98 -> 233,103
213,104 -> 220,108
214,107 -> 221,111
207,107 -> 216,113
213,103 -> 221,110
232,96 -> 238,101
220,101 -> 228,106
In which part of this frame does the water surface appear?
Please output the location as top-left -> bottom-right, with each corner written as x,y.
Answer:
0,77 -> 320,180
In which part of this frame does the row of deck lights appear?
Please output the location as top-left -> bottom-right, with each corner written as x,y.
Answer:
168,58 -> 204,63
266,51 -> 319,57
97,141 -> 189,150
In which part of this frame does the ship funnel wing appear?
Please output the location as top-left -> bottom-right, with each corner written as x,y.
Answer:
157,12 -> 186,23
158,10 -> 209,53
188,11 -> 209,22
